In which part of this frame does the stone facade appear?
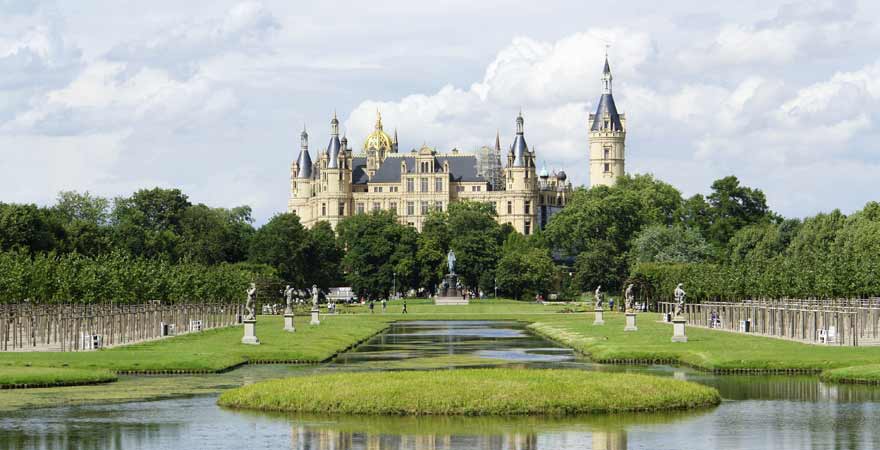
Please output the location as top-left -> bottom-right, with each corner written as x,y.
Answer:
589,55 -> 626,187
289,58 -> 626,231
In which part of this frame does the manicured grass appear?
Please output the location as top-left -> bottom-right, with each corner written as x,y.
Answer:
0,300 -> 575,374
0,314 -> 391,373
217,368 -> 721,415
820,365 -> 880,384
0,366 -> 116,388
529,312 -> 880,373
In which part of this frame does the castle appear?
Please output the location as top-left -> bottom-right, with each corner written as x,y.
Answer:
289,56 -> 626,233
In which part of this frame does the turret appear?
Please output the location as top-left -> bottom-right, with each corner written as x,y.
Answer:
326,112 -> 341,169
589,53 -> 626,187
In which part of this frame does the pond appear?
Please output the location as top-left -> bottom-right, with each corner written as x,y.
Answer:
2,320 -> 879,449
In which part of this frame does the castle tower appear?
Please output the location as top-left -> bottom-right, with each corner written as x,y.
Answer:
289,126 -> 314,219
504,112 -> 539,234
589,53 -> 626,187
318,113 -> 351,227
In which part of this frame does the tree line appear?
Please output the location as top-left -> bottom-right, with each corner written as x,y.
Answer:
3,175 -> 879,304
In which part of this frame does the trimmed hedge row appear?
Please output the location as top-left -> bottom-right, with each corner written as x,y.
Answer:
0,251 -> 277,303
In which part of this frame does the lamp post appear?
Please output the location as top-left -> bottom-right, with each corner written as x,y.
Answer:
393,272 -> 397,300
494,277 -> 497,299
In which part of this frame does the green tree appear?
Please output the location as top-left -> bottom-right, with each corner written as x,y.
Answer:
336,211 -> 418,300
0,203 -> 60,253
704,176 -> 773,246
303,221 -> 343,289
447,201 -> 501,292
631,225 -> 712,264
248,213 -> 309,285
495,234 -> 555,300
111,188 -> 192,259
415,211 -> 450,294
179,204 -> 255,264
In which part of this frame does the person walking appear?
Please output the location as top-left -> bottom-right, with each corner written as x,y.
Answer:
402,301 -> 408,314
369,300 -> 374,314
382,298 -> 387,313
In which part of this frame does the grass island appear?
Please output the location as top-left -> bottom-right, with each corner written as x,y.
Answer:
217,368 -> 721,415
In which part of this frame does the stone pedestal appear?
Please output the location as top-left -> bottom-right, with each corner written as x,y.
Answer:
241,319 -> 260,345
671,317 -> 688,342
310,308 -> 320,325
283,313 -> 296,332
624,312 -> 638,331
593,308 -> 605,325
435,273 -> 469,305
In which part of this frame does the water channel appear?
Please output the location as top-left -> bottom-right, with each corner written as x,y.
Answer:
2,320 -> 880,449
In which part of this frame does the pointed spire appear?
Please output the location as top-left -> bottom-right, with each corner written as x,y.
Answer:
602,50 -> 613,94
511,112 -> 527,167
393,128 -> 398,144
296,126 -> 313,179
375,109 -> 383,131
495,130 -> 501,152
326,112 -> 341,168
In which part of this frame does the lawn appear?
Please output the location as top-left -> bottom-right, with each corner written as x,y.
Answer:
217,368 -> 721,415
529,311 -> 880,373
3,299 -> 880,382
0,299 -> 570,374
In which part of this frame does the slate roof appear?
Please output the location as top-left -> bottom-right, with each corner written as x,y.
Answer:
296,149 -> 312,179
590,93 -> 623,132
326,135 -> 341,168
370,155 -> 486,183
352,157 -> 368,184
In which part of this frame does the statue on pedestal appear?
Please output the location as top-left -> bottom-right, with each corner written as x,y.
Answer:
447,250 -> 456,275
244,283 -> 257,321
283,285 -> 295,314
594,285 -> 604,309
311,285 -> 320,309
674,283 -> 686,316
624,284 -> 635,312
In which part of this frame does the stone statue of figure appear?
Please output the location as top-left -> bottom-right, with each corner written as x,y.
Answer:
447,250 -> 456,275
283,285 -> 295,314
674,283 -> 686,316
594,285 -> 604,309
245,282 -> 257,320
624,283 -> 634,312
311,284 -> 320,309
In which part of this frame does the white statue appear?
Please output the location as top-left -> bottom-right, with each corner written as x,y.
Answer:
244,282 -> 257,320
311,284 -> 319,309
283,285 -> 295,314
674,283 -> 686,316
594,285 -> 604,309
447,250 -> 456,275
624,283 -> 634,312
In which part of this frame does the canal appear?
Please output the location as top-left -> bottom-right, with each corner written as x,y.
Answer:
1,320 -> 879,449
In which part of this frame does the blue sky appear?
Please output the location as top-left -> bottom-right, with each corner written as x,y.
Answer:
1,0 -> 878,223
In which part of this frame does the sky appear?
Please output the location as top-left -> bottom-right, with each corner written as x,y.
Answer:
1,0 -> 878,224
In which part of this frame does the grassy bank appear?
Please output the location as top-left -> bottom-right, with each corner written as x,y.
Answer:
530,312 -> 880,373
820,365 -> 880,384
0,300 -> 571,374
218,368 -> 721,415
0,314 -> 392,373
0,366 -> 116,389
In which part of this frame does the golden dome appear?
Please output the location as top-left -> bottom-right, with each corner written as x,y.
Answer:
363,111 -> 394,151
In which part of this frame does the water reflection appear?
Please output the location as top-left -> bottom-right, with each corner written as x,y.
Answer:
331,320 -> 575,369
278,413 -> 699,450
3,320 -> 880,450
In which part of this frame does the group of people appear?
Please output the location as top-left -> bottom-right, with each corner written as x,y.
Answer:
367,298 -> 408,314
